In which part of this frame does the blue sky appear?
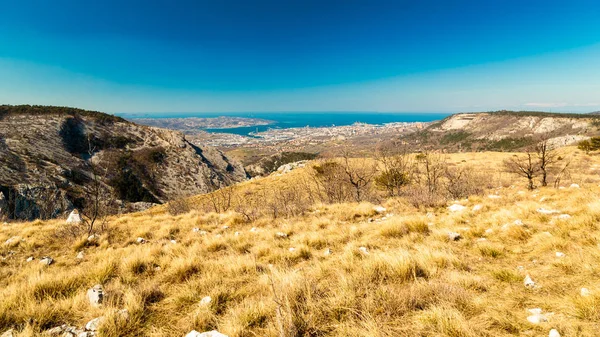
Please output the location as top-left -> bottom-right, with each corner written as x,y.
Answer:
0,0 -> 599,113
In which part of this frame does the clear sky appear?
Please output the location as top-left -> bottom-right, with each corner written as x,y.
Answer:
0,0 -> 599,113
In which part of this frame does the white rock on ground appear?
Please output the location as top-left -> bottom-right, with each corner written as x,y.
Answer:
136,237 -> 146,244
549,329 -> 561,337
3,236 -> 21,247
557,214 -> 571,220
514,219 -> 524,226
555,252 -> 565,257
66,209 -> 83,224
472,204 -> 483,212
289,247 -> 296,252
359,247 -> 369,255
250,227 -> 258,232
87,234 -> 98,242
527,308 -> 549,324
192,228 -> 200,232
447,204 -> 466,212
570,183 -> 580,188
581,288 -> 591,297
186,330 -> 229,337
275,232 -> 288,238
85,317 -> 105,331
448,232 -> 461,241
373,206 -> 386,214
524,275 -> 536,288
488,194 -> 502,199
199,296 -> 212,306
26,256 -> 34,262
40,256 -> 53,266
537,208 -> 559,215
323,248 -> 332,256
87,284 -> 104,307
1,329 -> 14,337
76,251 -> 85,259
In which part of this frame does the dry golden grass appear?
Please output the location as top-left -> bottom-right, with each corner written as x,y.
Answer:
2,148 -> 600,336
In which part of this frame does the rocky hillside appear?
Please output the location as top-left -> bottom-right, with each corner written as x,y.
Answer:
0,105 -> 246,220
402,111 -> 600,151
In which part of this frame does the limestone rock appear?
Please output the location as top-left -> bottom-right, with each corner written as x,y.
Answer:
472,204 -> 483,212
447,204 -> 466,212
549,329 -> 561,337
359,247 -> 369,255
527,308 -> 550,324
524,275 -> 536,288
3,236 -> 21,247
581,288 -> 591,297
200,296 -> 212,306
537,208 -> 559,215
26,256 -> 34,262
40,256 -> 54,265
570,183 -> 580,188
275,232 -> 288,238
448,232 -> 461,241
136,237 -> 146,244
76,251 -> 85,259
87,284 -> 104,307
373,206 -> 386,214
66,209 -> 82,224
85,317 -> 105,331
323,248 -> 332,256
1,329 -> 14,337
555,252 -> 565,258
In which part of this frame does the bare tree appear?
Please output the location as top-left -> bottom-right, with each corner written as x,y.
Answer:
536,139 -> 558,187
503,152 -> 541,190
339,148 -> 378,202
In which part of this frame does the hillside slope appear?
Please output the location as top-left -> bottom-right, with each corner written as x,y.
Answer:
1,150 -> 600,336
403,111 -> 600,151
0,105 -> 246,220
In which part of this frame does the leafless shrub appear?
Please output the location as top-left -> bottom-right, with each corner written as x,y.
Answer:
167,197 -> 192,215
444,165 -> 486,199
503,151 -> 541,190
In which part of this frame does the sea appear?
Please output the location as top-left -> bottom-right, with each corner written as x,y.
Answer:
117,112 -> 451,136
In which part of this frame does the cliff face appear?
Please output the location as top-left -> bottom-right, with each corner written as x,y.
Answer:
0,105 -> 246,220
402,112 -> 599,151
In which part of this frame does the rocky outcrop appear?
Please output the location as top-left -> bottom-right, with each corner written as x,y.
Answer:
0,105 -> 247,220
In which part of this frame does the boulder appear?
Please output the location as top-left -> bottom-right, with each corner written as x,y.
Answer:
87,284 -> 104,307
66,209 -> 82,224
40,256 -> 54,266
549,329 -> 561,337
85,317 -> 105,331
1,329 -> 14,337
3,236 -> 21,247
448,232 -> 461,241
373,206 -> 386,214
447,204 -> 465,212
524,275 -> 536,288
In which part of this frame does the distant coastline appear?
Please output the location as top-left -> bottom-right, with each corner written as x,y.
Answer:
119,112 -> 451,136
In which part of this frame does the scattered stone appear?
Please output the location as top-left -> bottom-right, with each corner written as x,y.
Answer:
359,246 -> 369,255
323,248 -> 332,256
170,240 -> 177,244
367,218 -> 374,223
448,204 -> 466,212
488,195 -> 502,199
549,329 -> 561,337
87,234 -> 98,242
234,232 -> 240,236
250,227 -> 258,232
288,247 -> 296,252
1,329 -> 14,337
537,208 -> 559,215
3,236 -> 21,247
66,209 -> 83,224
40,256 -> 54,266
581,288 -> 591,297
199,230 -> 207,235
87,284 -> 104,307
540,197 -> 547,202
426,212 -> 435,218
570,183 -> 580,189
557,214 -> 571,220
477,238 -> 487,242
472,204 -> 483,212
448,232 -> 461,241
373,206 -> 386,214
514,219 -> 524,226
524,275 -> 536,288
192,228 -> 200,232
200,296 -> 212,306
136,237 -> 146,244
43,325 -> 83,336
85,317 -> 105,331
555,252 -> 565,258
222,226 -> 229,230
26,256 -> 34,262
485,228 -> 493,234
186,331 -> 229,337
76,251 -> 85,259
275,232 -> 288,238
527,308 -> 549,324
